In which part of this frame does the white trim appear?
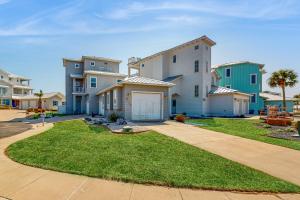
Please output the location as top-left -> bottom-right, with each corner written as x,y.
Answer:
90,76 -> 97,88
250,73 -> 257,85
225,67 -> 231,78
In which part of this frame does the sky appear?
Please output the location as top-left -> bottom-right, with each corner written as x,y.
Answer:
0,0 -> 299,96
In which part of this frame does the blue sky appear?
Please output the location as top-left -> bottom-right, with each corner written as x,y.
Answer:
0,0 -> 299,96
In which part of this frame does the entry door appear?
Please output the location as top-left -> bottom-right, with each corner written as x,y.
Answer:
132,92 -> 162,121
171,99 -> 176,114
75,96 -> 82,114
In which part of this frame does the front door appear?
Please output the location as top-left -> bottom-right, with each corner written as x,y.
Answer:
75,96 -> 82,114
171,99 -> 176,114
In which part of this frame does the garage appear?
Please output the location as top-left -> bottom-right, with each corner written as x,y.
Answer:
132,92 -> 162,121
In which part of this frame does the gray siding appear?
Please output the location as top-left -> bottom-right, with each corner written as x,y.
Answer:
84,59 -> 119,73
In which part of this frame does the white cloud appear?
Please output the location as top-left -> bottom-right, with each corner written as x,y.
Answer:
156,15 -> 200,24
0,0 -> 10,5
104,0 -> 300,20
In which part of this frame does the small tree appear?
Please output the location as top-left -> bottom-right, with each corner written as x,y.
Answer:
268,69 -> 298,111
34,90 -> 44,109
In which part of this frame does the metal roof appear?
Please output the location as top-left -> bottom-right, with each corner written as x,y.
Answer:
213,61 -> 264,69
162,75 -> 183,82
209,86 -> 251,96
260,92 -> 295,101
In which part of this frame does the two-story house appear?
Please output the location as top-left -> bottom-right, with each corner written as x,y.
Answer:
0,69 -> 33,108
127,36 -> 216,117
63,56 -> 127,115
213,61 -> 265,114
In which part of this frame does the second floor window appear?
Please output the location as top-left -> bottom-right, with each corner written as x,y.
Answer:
194,85 -> 199,97
250,74 -> 257,85
53,101 -> 58,106
173,55 -> 176,63
225,68 -> 231,78
75,63 -> 80,68
194,60 -> 199,72
90,77 -> 97,88
90,61 -> 95,66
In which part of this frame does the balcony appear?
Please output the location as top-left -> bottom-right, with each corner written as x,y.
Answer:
73,86 -> 85,93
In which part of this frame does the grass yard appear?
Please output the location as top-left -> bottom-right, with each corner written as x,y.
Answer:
7,120 -> 300,193
187,118 -> 300,151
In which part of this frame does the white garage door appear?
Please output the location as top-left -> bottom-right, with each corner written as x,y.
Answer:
132,92 -> 162,121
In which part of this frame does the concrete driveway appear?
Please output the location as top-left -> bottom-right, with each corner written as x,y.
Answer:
0,110 -> 27,122
143,121 -> 300,187
0,123 -> 297,200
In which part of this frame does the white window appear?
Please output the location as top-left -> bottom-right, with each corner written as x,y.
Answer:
250,74 -> 257,85
226,85 -> 231,89
250,93 -> 257,103
90,77 -> 97,88
225,68 -> 231,78
75,63 -> 80,68
90,61 -> 95,66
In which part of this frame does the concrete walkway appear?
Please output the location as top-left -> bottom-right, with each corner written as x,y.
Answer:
144,121 -> 300,187
1,123 -> 299,199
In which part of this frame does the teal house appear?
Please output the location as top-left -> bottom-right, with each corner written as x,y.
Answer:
214,61 -> 265,114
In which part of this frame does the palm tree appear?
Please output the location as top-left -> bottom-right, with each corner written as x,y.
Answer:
268,69 -> 298,111
34,90 -> 44,109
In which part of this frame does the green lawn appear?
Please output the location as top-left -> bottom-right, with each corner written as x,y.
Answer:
187,118 -> 300,151
7,120 -> 300,193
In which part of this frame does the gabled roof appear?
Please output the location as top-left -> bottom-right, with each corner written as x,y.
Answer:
96,76 -> 175,95
260,92 -> 295,101
129,35 -> 216,65
63,56 -> 122,66
213,61 -> 265,69
13,92 -> 65,100
209,86 -> 251,96
162,75 -> 183,82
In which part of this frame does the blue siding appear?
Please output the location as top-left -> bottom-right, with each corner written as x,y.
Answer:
216,63 -> 264,114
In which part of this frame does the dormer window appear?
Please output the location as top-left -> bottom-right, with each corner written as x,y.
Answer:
75,63 -> 80,68
90,61 -> 95,66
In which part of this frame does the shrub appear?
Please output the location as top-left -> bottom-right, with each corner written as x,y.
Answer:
109,112 -> 119,122
175,114 -> 185,123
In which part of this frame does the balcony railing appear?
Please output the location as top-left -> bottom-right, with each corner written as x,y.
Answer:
73,86 -> 85,93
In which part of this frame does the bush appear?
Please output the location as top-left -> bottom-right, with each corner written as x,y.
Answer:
109,112 -> 119,122
175,114 -> 186,123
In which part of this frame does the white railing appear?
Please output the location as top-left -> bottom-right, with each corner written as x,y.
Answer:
73,86 -> 85,93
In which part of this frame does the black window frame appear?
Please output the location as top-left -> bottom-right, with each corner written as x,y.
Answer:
225,68 -> 231,78
194,85 -> 199,97
194,60 -> 199,72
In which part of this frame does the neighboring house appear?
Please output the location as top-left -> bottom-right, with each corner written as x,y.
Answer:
260,91 -> 295,113
96,76 -> 174,121
17,92 -> 65,111
0,68 -> 33,108
127,36 -> 250,117
127,36 -> 216,117
214,61 -> 265,114
63,56 -> 127,115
